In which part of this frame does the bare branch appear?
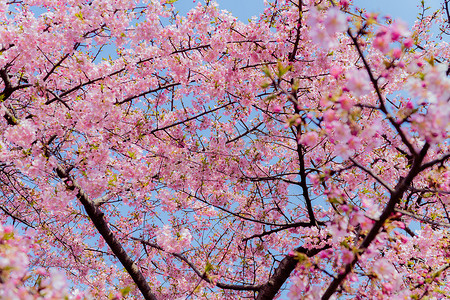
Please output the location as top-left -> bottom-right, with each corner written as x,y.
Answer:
243,220 -> 326,241
116,82 -> 180,105
150,101 -> 237,134
133,237 -> 262,291
395,208 -> 450,228
226,122 -> 264,144
349,158 -> 393,193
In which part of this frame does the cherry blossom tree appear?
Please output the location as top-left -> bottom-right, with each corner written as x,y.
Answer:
0,0 -> 449,299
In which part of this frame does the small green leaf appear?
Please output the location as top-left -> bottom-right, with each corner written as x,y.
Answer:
265,94 -> 277,101
261,81 -> 271,88
121,286 -> 131,296
262,66 -> 271,78
128,151 -> 136,159
277,62 -> 291,77
204,261 -> 214,274
75,12 -> 83,20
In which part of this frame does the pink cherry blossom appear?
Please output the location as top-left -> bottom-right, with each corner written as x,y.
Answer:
307,6 -> 347,49
341,249 -> 354,264
0,1 -> 448,299
156,225 -> 192,253
300,131 -> 319,147
324,7 -> 348,36
346,68 -> 372,97
330,65 -> 343,79
4,120 -> 36,148
390,20 -> 410,41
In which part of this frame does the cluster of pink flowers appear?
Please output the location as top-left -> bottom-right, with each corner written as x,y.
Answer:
345,68 -> 372,98
407,63 -> 450,144
0,0 -> 448,299
3,119 -> 36,148
373,20 -> 411,54
306,6 -> 348,49
156,225 -> 192,253
0,224 -> 85,299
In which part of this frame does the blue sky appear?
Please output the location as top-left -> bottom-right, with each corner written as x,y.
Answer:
352,0 -> 442,25
172,0 -> 265,21
173,0 -> 442,26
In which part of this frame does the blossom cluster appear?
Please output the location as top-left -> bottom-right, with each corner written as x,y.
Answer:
156,225 -> 192,253
0,224 -> 85,299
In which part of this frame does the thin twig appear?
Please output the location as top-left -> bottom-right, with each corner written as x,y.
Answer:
133,237 -> 262,291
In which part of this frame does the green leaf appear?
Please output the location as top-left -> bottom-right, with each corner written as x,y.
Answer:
261,81 -> 271,88
128,151 -> 136,159
276,62 -> 291,78
262,66 -> 271,78
204,261 -> 214,274
265,94 -> 277,101
121,286 -> 131,296
75,12 -> 83,20
293,252 -> 310,265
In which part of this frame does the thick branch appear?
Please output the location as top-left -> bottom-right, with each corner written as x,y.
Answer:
294,117 -> 317,226
321,143 -> 430,300
55,166 -> 157,300
0,68 -> 32,101
444,0 -> 450,26
256,245 -> 330,300
1,103 -> 157,299
288,0 -> 303,61
420,153 -> 450,171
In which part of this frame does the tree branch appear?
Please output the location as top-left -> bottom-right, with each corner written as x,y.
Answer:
419,153 -> 450,171
150,101 -> 236,134
321,143 -> 430,300
1,102 -> 158,299
294,113 -> 317,226
349,157 -> 393,193
242,220 -> 325,241
133,237 -> 262,291
115,82 -> 180,105
184,190 -> 313,228
256,245 -> 330,299
288,0 -> 303,61
395,208 -> 450,228
347,29 -> 417,157
54,166 -> 158,300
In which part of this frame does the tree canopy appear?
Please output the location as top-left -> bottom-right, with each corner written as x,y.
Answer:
0,0 -> 449,299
